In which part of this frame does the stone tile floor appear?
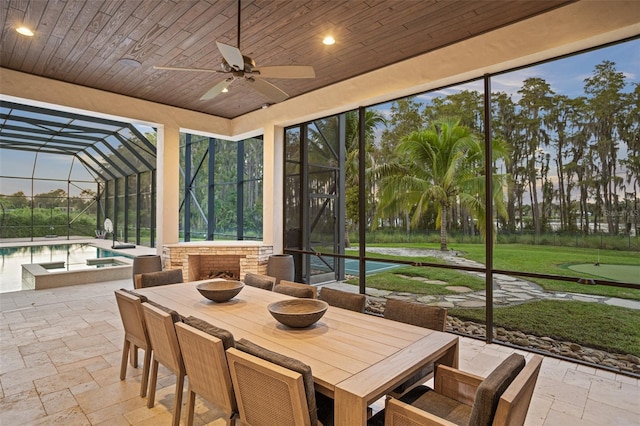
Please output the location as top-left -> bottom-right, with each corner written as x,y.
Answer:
1,279 -> 638,425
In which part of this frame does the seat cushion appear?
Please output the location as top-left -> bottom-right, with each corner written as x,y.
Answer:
319,287 -> 366,313
470,353 -> 526,426
384,298 -> 447,331
119,288 -> 148,302
145,300 -> 183,323
235,338 -> 320,425
243,273 -> 276,291
183,316 -> 235,349
140,269 -> 183,288
273,283 -> 315,299
390,363 -> 434,396
403,386 -> 472,426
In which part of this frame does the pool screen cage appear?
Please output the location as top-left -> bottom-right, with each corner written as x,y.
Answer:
0,100 -> 157,246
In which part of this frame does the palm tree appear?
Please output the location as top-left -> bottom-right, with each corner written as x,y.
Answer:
343,110 -> 386,246
376,118 -> 508,251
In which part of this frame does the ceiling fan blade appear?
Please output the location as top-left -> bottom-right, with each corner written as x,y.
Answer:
216,42 -> 245,70
153,65 -> 222,73
253,66 -> 315,79
200,78 -> 233,101
247,77 -> 289,103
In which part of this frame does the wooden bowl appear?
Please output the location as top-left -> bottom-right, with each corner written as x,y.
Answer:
268,299 -> 328,328
196,280 -> 244,303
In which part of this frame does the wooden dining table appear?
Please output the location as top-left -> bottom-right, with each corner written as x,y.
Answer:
136,280 -> 459,426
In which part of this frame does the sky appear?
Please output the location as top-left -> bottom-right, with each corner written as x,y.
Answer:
373,38 -> 639,122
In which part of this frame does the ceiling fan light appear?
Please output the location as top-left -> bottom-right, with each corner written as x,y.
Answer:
322,36 -> 335,46
16,26 -> 35,37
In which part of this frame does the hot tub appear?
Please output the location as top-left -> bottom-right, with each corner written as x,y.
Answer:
21,256 -> 133,290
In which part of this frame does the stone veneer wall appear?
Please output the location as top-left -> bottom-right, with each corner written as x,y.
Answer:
162,243 -> 273,283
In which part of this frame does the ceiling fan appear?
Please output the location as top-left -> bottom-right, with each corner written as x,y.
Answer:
153,0 -> 315,103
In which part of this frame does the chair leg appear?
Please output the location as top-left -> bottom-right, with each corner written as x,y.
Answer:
147,357 -> 159,408
140,347 -> 152,398
228,413 -> 237,426
172,370 -> 186,426
130,344 -> 139,368
185,385 -> 196,426
120,339 -> 130,380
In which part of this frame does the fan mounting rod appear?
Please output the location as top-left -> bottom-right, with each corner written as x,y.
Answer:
236,0 -> 241,49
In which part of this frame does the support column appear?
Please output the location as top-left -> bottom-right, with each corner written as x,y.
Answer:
263,124 -> 284,253
156,123 -> 180,251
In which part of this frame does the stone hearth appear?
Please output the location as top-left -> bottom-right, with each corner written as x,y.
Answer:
162,241 -> 273,283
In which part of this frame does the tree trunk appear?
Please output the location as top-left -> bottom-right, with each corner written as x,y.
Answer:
405,212 -> 410,236
440,204 -> 448,251
345,223 -> 351,248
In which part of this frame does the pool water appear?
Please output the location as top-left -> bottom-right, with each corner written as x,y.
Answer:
0,243 -> 133,293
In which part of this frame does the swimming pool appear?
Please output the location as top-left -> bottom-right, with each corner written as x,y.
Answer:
0,243 -> 134,293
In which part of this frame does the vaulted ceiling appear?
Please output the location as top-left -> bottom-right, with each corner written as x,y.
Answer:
1,0 -> 573,119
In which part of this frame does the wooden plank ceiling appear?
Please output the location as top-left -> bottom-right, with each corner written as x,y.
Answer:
1,0 -> 572,119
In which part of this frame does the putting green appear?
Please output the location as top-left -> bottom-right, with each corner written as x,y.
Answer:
567,263 -> 640,284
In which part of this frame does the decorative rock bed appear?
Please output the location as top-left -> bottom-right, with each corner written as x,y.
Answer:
365,299 -> 640,375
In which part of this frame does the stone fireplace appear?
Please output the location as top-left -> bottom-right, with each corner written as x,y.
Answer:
162,241 -> 273,283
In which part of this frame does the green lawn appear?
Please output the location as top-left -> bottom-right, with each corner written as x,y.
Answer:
450,300 -> 640,358
343,242 -> 640,358
343,250 -> 485,294
456,243 -> 640,300
361,243 -> 640,300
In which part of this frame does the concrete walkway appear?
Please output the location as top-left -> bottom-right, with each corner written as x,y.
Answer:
324,247 -> 640,310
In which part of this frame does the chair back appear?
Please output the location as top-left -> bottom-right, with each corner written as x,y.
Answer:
275,280 -> 318,299
384,298 -> 447,331
319,287 -> 366,313
142,302 -> 184,374
492,355 -> 543,426
469,353 -> 526,426
226,347 -> 313,426
140,269 -> 184,288
115,290 -> 150,349
175,322 -> 237,418
243,272 -> 276,291
114,289 -> 152,397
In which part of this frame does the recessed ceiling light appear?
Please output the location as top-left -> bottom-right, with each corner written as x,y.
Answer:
118,58 -> 141,67
16,26 -> 34,37
222,87 -> 229,93
322,36 -> 335,46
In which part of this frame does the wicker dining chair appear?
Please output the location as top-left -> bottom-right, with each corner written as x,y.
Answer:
139,269 -> 184,288
384,298 -> 447,331
383,354 -> 543,426
243,272 -> 277,291
141,302 -> 186,426
319,287 -> 366,313
175,317 -> 237,426
274,280 -> 318,299
226,338 -> 333,426
383,298 -> 448,397
114,289 -> 152,397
